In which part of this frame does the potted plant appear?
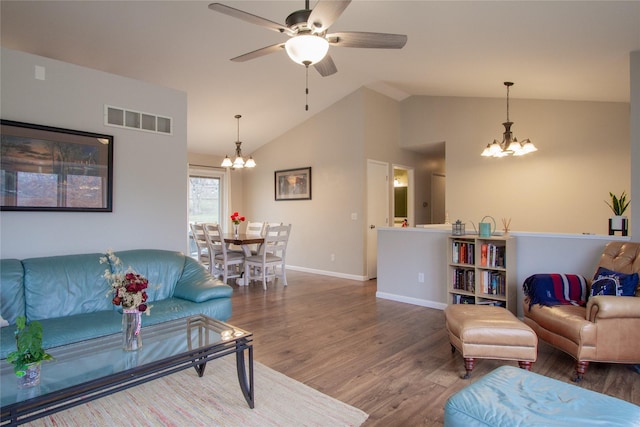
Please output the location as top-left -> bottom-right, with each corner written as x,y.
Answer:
6,316 -> 53,388
605,191 -> 630,233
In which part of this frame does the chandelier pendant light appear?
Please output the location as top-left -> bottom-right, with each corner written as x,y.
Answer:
221,114 -> 256,169
481,82 -> 537,158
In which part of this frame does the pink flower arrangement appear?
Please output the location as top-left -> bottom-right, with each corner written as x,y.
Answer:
231,212 -> 246,225
100,249 -> 151,313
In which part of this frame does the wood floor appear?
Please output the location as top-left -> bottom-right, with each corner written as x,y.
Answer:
228,270 -> 640,426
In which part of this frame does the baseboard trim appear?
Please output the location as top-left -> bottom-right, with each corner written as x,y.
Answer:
286,265 -> 368,281
375,291 -> 447,310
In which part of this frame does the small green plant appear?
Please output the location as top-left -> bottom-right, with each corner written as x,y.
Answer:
605,191 -> 631,216
6,316 -> 53,376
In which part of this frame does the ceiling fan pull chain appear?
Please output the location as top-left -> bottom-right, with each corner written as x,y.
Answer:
305,64 -> 309,111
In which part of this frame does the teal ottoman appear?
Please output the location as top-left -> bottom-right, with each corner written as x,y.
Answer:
444,366 -> 640,426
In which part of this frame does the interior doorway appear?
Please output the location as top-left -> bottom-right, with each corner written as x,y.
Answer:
392,165 -> 414,227
431,173 -> 446,224
366,159 -> 389,279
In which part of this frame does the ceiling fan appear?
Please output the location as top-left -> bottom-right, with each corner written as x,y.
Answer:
208,0 -> 408,77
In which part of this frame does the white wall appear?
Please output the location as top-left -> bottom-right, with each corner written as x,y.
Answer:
0,48 -> 188,259
376,227 -> 448,309
400,96 -> 631,235
242,89 -> 366,278
363,89 -> 434,227
242,88 -> 431,277
377,227 -> 628,317
242,85 -> 634,277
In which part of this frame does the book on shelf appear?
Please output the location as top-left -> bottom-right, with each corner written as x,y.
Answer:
452,240 -> 474,265
480,243 -> 488,266
452,241 -> 459,264
479,243 -> 506,268
452,268 -> 475,292
466,269 -> 475,293
479,270 -> 506,295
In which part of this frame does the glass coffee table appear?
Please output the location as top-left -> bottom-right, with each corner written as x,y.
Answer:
0,315 -> 253,426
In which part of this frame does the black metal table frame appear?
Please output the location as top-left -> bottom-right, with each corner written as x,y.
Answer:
1,321 -> 254,426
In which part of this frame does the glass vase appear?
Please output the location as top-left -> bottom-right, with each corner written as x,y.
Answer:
17,362 -> 41,388
233,222 -> 239,237
122,308 -> 142,351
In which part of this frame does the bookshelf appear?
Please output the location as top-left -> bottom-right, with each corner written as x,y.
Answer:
447,235 -> 516,314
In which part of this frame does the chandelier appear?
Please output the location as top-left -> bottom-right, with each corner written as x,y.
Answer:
221,114 -> 256,168
481,82 -> 538,158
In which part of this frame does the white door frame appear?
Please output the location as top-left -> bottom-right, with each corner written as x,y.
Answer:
366,159 -> 390,279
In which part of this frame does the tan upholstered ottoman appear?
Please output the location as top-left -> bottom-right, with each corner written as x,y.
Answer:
444,304 -> 538,379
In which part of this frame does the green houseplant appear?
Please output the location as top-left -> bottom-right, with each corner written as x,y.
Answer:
605,191 -> 631,235
6,316 -> 53,386
605,191 -> 630,216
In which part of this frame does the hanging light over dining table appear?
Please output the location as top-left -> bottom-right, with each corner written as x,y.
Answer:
221,114 -> 256,168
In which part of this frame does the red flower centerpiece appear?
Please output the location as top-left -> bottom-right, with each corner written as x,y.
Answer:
231,212 -> 245,236
231,211 -> 246,225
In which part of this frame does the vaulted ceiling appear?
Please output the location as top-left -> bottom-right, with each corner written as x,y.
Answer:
1,1 -> 639,155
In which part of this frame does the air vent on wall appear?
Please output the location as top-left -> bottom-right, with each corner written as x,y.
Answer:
104,105 -> 172,135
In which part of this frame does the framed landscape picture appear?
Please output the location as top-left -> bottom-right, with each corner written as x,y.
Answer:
274,167 -> 311,201
0,120 -> 114,212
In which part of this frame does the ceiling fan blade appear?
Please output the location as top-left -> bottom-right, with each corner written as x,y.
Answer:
231,43 -> 285,62
308,0 -> 351,33
327,32 -> 408,49
313,54 -> 337,77
208,3 -> 290,35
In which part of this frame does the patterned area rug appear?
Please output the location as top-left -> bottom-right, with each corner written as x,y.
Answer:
25,357 -> 368,426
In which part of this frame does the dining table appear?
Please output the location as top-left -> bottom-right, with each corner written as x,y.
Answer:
222,233 -> 265,257
222,233 -> 265,286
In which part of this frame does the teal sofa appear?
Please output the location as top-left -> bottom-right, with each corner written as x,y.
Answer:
0,249 -> 233,358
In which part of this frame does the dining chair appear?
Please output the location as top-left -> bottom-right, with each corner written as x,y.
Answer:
267,221 -> 283,231
189,223 -> 209,269
244,221 -> 265,256
261,221 -> 284,254
201,223 -> 222,275
246,221 -> 264,235
203,223 -> 244,285
244,224 -> 292,290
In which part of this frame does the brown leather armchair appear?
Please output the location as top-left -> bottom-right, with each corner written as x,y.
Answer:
523,241 -> 640,381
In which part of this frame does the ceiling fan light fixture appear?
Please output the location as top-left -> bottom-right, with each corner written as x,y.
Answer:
285,34 -> 329,65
